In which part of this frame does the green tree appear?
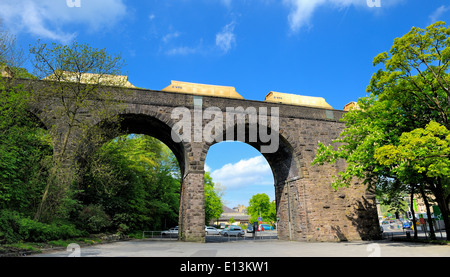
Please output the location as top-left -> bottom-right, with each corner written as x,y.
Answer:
313,21 -> 450,239
375,121 -> 450,238
0,28 -> 30,77
204,172 -> 223,225
268,201 -> 277,225
375,121 -> 450,180
247,193 -> 271,223
79,135 -> 181,233
369,21 -> 450,238
0,30 -> 52,217
0,77 -> 52,217
29,40 -> 126,222
0,31 -> 84,243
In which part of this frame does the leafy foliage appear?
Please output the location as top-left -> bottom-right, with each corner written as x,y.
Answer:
0,210 -> 85,244
375,121 -> 450,179
29,40 -> 127,221
0,32 -> 227,244
313,21 -> 450,238
247,193 -> 274,223
204,172 -> 223,225
0,78 -> 52,217
77,135 -> 181,233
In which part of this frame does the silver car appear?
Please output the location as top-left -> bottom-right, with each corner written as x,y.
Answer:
220,226 -> 245,237
161,227 -> 178,237
205,226 -> 221,235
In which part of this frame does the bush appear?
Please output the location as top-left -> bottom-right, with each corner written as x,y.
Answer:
0,210 -> 85,244
0,210 -> 23,243
78,204 -> 112,233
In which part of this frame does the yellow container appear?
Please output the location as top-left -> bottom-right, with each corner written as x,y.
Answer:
264,91 -> 333,109
162,80 -> 244,99
343,101 -> 360,111
0,65 -> 13,78
44,71 -> 136,88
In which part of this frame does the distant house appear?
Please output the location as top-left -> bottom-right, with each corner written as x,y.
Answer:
343,101 -> 360,111
1,64 -> 13,78
212,205 -> 249,228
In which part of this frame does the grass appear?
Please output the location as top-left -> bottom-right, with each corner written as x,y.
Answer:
0,235 -> 114,256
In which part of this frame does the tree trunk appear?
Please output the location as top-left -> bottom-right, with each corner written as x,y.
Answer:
420,187 -> 436,240
34,124 -> 73,222
410,187 -> 418,239
431,179 -> 450,240
436,197 -> 450,240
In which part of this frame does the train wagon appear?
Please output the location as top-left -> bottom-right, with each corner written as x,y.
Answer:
264,91 -> 333,109
161,80 -> 244,99
44,71 -> 136,88
1,64 -> 13,78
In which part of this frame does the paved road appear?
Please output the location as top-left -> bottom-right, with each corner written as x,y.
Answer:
32,236 -> 450,258
23,234 -> 450,275
22,230 -> 448,275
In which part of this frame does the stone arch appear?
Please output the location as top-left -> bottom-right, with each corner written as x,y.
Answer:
202,120 -> 307,240
203,123 -> 301,184
115,112 -> 188,177
27,107 -> 51,131
82,107 -> 191,177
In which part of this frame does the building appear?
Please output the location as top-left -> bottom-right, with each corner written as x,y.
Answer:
1,64 -> 13,78
213,205 -> 250,228
343,101 -> 360,111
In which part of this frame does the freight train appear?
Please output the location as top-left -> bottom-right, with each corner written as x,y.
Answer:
162,80 -> 334,110
34,71 -> 337,110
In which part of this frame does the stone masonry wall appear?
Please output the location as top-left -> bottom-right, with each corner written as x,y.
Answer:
275,117 -> 380,241
179,171 -> 205,242
28,79 -> 380,243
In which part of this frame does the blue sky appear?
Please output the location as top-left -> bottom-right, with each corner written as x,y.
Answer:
2,0 -> 450,209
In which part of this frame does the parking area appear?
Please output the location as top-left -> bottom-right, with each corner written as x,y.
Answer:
142,225 -> 278,242
31,235 -> 450,257
380,221 -> 448,241
142,229 -> 278,242
206,230 -> 278,242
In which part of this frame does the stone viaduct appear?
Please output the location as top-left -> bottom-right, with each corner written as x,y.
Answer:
25,79 -> 380,243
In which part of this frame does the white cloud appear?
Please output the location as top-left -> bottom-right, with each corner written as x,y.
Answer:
221,0 -> 232,8
429,5 -> 450,24
165,45 -> 200,56
216,21 -> 236,53
282,0 -> 393,33
165,21 -> 237,56
210,156 -> 274,190
283,0 -> 326,32
0,0 -> 127,43
162,31 -> 181,43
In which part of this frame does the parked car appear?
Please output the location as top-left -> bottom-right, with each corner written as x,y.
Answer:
258,224 -> 274,231
402,221 -> 412,230
220,226 -> 245,237
162,226 -> 178,237
205,226 -> 220,235
246,225 -> 254,233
